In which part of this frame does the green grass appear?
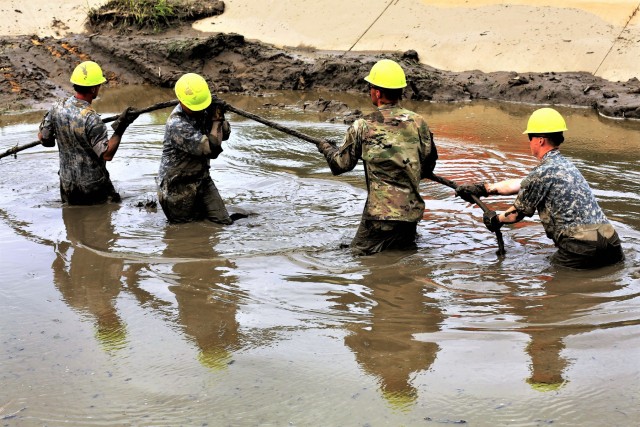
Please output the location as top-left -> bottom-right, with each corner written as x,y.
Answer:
88,0 -> 179,31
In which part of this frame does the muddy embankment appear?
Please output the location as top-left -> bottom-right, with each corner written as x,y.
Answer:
1,2 -> 639,119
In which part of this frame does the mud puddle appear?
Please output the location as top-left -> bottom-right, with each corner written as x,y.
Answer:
1,87 -> 639,425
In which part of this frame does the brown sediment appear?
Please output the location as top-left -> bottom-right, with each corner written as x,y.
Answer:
0,10 -> 638,119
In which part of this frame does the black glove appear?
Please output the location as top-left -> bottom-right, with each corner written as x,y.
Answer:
111,107 -> 140,136
202,102 -> 226,132
483,210 -> 502,232
317,139 -> 336,155
455,182 -> 488,204
221,119 -> 231,141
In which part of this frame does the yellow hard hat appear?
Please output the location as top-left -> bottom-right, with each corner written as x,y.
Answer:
523,107 -> 568,134
527,378 -> 567,392
197,347 -> 232,371
364,59 -> 407,89
174,73 -> 212,112
70,61 -> 107,86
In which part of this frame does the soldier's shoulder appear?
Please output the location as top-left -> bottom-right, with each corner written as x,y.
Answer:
363,110 -> 384,124
398,107 -> 426,122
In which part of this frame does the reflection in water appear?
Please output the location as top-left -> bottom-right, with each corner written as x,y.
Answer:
509,268 -> 633,391
1,88 -> 639,425
53,203 -> 247,367
53,205 -> 129,352
341,255 -> 442,410
160,223 -> 244,370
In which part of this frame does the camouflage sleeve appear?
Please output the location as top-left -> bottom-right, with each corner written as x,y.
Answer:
85,112 -> 109,158
39,110 -> 56,147
513,172 -> 545,217
166,115 -> 211,157
320,119 -> 364,176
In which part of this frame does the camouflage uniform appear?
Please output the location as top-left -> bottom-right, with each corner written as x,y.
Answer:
157,104 -> 232,224
318,104 -> 438,254
39,96 -> 119,205
514,149 -> 624,268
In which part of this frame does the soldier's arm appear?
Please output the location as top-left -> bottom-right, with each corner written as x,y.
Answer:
317,121 -> 363,176
85,114 -> 116,161
486,179 -> 522,196
500,175 -> 539,223
498,205 -> 525,224
38,111 -> 56,147
166,116 -> 215,158
102,134 -> 122,161
420,130 -> 438,179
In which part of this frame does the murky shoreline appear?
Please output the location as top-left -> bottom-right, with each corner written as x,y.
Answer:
1,88 -> 639,426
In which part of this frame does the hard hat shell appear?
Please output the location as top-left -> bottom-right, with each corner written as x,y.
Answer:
70,61 -> 107,86
523,107 -> 568,134
174,73 -> 212,112
364,59 -> 407,89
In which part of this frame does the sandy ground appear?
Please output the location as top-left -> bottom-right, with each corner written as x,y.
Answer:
1,0 -> 638,82
0,0 -> 106,37
193,0 -> 640,82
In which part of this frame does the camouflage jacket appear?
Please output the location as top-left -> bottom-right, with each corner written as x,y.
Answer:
320,104 -> 438,222
39,96 -> 112,195
513,149 -> 611,244
157,104 -> 228,191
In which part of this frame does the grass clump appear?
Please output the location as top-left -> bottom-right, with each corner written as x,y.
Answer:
88,0 -> 178,31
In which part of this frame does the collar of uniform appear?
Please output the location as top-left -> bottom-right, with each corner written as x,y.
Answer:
377,103 -> 399,111
70,95 -> 90,107
541,148 -> 560,162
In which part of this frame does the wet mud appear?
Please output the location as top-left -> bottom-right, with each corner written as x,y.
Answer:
1,14 -> 639,119
1,91 -> 639,425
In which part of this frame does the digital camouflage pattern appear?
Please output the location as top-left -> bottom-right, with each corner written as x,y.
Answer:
319,104 -> 438,222
39,96 -> 118,204
157,104 -> 231,224
513,149 -> 615,244
513,148 -> 623,268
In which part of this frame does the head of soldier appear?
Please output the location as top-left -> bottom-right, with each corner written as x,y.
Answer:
70,61 -> 107,102
174,73 -> 212,115
523,107 -> 567,159
364,59 -> 407,107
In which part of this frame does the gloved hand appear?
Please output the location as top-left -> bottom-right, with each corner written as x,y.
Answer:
111,107 -> 140,136
317,139 -> 336,156
207,119 -> 230,159
221,119 -> 231,141
202,99 -> 226,133
208,102 -> 226,121
483,210 -> 502,232
455,182 -> 488,204
207,143 -> 223,159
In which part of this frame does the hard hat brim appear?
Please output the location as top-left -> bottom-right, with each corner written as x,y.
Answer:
364,75 -> 407,89
523,126 -> 568,134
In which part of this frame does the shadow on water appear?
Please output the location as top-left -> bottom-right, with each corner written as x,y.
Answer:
0,86 -> 639,425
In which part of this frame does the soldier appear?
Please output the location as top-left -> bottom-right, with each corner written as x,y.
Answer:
456,107 -> 624,269
316,59 -> 438,255
157,73 -> 242,224
39,61 -> 139,205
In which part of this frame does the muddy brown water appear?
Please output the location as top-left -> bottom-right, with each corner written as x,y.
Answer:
1,87 -> 639,426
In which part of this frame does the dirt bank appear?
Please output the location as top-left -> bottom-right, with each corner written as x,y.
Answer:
0,5 -> 639,119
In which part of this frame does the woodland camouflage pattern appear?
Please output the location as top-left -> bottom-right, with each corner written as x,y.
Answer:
39,96 -> 117,204
156,104 -> 231,223
319,104 -> 438,222
513,149 -> 614,244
